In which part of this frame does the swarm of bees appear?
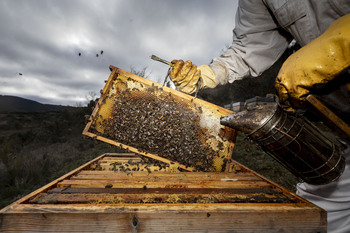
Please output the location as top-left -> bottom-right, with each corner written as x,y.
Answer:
100,85 -> 219,171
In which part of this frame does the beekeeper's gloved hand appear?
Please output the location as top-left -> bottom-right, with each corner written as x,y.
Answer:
169,60 -> 217,94
275,14 -> 350,109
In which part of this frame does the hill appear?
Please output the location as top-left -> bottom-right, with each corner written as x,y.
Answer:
0,95 -> 71,112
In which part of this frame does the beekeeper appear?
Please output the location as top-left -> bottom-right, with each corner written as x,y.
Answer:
168,1 -> 350,232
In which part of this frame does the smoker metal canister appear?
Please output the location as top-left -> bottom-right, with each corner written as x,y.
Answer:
221,98 -> 345,185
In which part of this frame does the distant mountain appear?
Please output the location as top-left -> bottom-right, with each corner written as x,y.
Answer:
0,95 -> 72,112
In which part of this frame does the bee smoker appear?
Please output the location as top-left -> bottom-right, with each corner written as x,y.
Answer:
221,96 -> 345,185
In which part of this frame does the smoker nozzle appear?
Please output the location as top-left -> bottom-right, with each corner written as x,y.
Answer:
220,114 -> 236,128
220,97 -> 278,136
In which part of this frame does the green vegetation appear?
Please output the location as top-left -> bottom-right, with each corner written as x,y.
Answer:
0,101 -> 121,209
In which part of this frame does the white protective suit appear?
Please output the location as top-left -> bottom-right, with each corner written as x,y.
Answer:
210,0 -> 350,84
209,1 -> 350,232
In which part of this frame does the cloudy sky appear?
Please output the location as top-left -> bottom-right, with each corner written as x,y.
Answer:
0,0 -> 238,106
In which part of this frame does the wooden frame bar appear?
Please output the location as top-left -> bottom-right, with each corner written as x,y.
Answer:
82,66 -> 237,172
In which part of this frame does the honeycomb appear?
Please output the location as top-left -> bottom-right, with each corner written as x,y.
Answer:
83,66 -> 236,172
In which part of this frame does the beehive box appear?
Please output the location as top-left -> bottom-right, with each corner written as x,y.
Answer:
0,153 -> 326,232
83,66 -> 236,172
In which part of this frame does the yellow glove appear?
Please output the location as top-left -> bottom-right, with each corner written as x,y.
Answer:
169,60 -> 217,94
275,14 -> 350,109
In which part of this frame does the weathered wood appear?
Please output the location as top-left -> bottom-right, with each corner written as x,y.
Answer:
56,178 -> 273,189
71,173 -> 262,182
0,153 -> 326,232
0,204 -> 326,233
99,158 -> 142,163
71,171 -> 262,181
77,170 -> 250,177
47,187 -> 283,195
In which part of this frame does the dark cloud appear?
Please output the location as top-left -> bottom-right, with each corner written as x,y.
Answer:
0,0 -> 237,105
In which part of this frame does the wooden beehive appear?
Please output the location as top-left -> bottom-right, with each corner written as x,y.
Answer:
0,153 -> 326,232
